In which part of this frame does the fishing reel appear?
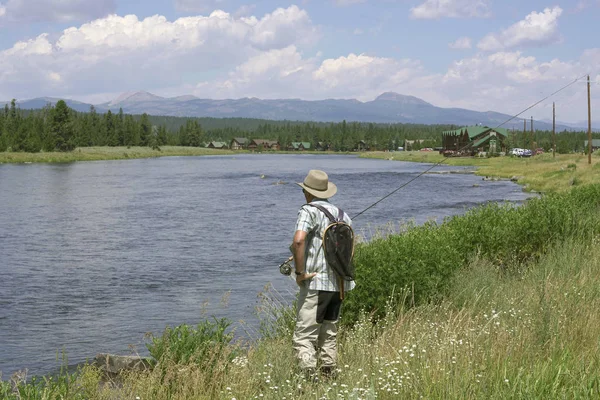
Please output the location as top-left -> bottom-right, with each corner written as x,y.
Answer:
278,256 -> 293,276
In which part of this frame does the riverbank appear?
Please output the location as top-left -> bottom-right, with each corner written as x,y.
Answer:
4,184 -> 600,399
361,151 -> 600,193
0,146 -> 238,163
0,147 -> 352,164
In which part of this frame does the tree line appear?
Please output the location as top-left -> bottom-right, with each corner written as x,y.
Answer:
0,99 -> 596,153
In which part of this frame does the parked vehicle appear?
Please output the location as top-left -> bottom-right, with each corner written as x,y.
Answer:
510,148 -> 532,157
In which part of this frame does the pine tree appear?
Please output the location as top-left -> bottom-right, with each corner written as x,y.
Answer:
50,100 -> 75,151
139,113 -> 151,146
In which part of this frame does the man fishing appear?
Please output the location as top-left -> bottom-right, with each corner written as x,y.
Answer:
290,169 -> 354,381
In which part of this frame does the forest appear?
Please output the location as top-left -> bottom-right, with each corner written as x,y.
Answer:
0,99 -> 596,153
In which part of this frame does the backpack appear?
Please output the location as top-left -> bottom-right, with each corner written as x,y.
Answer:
307,203 -> 355,297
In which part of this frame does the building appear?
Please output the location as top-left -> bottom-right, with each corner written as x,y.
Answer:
248,139 -> 280,151
207,141 -> 228,149
584,139 -> 600,152
230,138 -> 249,150
288,142 -> 312,151
442,126 -> 509,155
315,141 -> 332,151
355,140 -> 369,151
404,139 -> 426,151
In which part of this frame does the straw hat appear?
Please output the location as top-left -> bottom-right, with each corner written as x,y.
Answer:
297,170 -> 337,199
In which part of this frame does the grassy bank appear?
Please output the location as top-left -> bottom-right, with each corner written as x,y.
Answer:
4,185 -> 600,399
0,146 -> 237,163
362,151 -> 600,193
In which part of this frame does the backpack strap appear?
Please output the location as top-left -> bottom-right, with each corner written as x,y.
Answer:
307,203 -> 348,300
307,203 -> 345,223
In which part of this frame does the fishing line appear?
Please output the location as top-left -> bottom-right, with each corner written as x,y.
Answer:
351,73 -> 591,220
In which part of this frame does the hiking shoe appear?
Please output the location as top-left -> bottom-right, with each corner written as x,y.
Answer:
320,366 -> 338,381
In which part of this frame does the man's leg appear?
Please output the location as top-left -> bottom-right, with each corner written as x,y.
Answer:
293,286 -> 320,373
316,291 -> 342,376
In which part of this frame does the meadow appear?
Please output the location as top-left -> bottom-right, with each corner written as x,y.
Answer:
0,146 -> 236,163
363,151 -> 600,193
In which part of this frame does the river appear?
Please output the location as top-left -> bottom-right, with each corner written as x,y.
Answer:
0,154 -> 533,376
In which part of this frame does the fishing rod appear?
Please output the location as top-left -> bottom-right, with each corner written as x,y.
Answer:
279,73 -> 591,275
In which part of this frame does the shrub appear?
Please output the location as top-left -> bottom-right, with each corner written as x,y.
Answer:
146,317 -> 236,373
342,185 -> 600,325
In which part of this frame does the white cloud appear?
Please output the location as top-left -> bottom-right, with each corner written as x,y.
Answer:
0,0 -> 115,23
196,50 -> 424,101
478,6 -> 563,51
1,5 -> 597,124
195,46 -> 599,123
0,6 -> 318,99
410,0 -> 491,19
448,36 -> 472,49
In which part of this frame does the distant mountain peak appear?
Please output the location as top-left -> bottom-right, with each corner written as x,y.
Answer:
374,92 -> 432,106
109,91 -> 164,106
171,95 -> 199,102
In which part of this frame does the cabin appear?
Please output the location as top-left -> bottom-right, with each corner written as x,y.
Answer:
584,139 -> 600,152
442,126 -> 508,155
288,142 -> 311,151
207,141 -> 228,149
230,137 -> 249,150
355,140 -> 369,151
248,139 -> 280,151
315,141 -> 332,151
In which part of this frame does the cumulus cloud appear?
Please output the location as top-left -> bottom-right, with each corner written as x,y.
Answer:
192,45 -> 598,123
195,50 -> 425,101
0,6 -> 318,100
478,6 -> 563,51
0,5 -> 597,123
448,37 -> 472,49
410,0 -> 491,19
0,0 -> 115,23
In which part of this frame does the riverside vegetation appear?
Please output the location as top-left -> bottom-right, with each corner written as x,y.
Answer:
364,151 -> 600,193
2,176 -> 600,398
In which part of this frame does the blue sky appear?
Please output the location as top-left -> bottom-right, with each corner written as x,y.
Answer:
0,0 -> 599,123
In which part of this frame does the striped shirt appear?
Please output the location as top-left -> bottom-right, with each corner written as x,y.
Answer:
294,199 -> 355,292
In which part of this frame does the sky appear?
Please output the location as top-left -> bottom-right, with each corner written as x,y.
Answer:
0,0 -> 599,123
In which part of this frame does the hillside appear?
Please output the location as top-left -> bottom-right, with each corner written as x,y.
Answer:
4,91 -> 595,131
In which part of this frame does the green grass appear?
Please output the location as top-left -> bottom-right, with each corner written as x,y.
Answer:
362,151 -> 600,193
0,146 -> 238,163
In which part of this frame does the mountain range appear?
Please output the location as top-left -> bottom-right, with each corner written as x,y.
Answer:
3,91 -> 596,131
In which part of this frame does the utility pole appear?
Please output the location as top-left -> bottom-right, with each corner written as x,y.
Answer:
553,102 -> 556,159
523,118 -> 526,148
530,116 -> 534,151
588,75 -> 592,165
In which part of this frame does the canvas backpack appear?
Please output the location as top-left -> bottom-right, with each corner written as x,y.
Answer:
307,203 -> 355,298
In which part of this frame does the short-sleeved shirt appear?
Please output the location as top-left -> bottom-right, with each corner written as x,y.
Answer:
294,199 -> 355,292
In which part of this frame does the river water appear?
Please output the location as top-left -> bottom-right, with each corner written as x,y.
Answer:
0,154 -> 533,376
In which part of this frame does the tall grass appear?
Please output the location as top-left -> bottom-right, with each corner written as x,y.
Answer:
363,151 -> 600,193
343,184 -> 600,324
0,146 -> 236,163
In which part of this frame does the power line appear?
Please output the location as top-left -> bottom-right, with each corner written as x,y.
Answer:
352,73 -> 591,220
